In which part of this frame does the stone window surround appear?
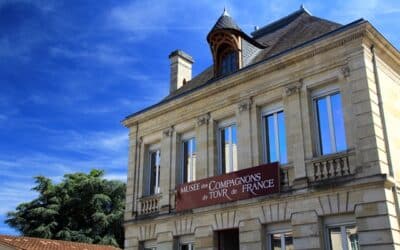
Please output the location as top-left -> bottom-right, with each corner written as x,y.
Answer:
260,102 -> 286,164
311,84 -> 347,156
216,116 -> 237,174
176,234 -> 195,250
323,214 -> 358,250
265,221 -> 292,250
179,131 -> 196,184
144,142 -> 161,196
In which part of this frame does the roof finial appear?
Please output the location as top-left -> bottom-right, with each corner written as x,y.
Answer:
300,4 -> 312,15
222,6 -> 230,16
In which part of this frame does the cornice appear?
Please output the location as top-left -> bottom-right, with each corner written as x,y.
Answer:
123,22 -> 386,128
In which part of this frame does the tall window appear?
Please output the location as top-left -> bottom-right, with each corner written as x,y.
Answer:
327,225 -> 359,250
219,51 -> 237,76
149,149 -> 161,195
315,92 -> 347,155
264,110 -> 287,164
269,231 -> 293,250
182,138 -> 196,183
219,124 -> 238,174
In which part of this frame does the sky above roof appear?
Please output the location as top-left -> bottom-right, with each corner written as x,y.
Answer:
0,0 -> 399,235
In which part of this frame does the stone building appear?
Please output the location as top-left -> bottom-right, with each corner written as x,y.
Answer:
122,6 -> 400,250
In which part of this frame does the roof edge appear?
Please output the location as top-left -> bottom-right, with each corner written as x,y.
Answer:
122,18 -> 366,126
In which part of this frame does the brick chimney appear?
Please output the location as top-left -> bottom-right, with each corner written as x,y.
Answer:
168,50 -> 194,93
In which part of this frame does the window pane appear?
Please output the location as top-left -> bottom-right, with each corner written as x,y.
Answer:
277,111 -> 288,164
183,141 -> 189,183
331,93 -> 347,152
270,233 -> 282,250
220,128 -> 226,173
220,125 -> 237,174
346,226 -> 359,250
224,128 -> 231,172
284,232 -> 293,250
149,151 -> 157,195
266,114 -> 277,162
231,125 -> 237,172
316,97 -> 332,154
329,227 -> 343,250
190,138 -> 196,182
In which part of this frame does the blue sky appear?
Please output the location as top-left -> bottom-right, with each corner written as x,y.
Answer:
0,0 -> 399,235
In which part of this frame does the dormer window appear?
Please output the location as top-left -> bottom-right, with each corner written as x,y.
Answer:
208,34 -> 240,77
219,49 -> 238,76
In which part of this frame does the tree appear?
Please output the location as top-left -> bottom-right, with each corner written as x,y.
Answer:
6,169 -> 125,248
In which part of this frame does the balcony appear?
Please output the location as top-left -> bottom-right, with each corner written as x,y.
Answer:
138,194 -> 161,215
307,151 -> 355,184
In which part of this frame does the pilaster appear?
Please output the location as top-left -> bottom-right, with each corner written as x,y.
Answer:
195,226 -> 216,250
283,81 -> 307,185
239,218 -> 263,250
159,127 -> 174,212
125,126 -> 138,220
236,98 -> 253,169
196,114 -> 210,179
291,210 -> 321,250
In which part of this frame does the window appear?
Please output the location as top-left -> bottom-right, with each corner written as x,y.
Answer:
179,243 -> 195,250
219,123 -> 238,174
177,235 -> 195,250
182,138 -> 196,183
268,231 -> 293,250
315,92 -> 347,155
140,240 -> 156,250
219,50 -> 237,76
217,229 -> 239,250
327,225 -> 359,250
263,110 -> 287,164
149,149 -> 161,195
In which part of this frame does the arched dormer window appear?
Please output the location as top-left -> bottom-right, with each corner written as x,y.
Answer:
208,31 -> 240,77
218,45 -> 238,76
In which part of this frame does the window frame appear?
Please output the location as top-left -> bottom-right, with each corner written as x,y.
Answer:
266,229 -> 293,250
261,105 -> 287,164
217,118 -> 237,175
180,136 -> 197,183
324,223 -> 359,250
147,148 -> 161,195
312,87 -> 347,156
177,234 -> 195,250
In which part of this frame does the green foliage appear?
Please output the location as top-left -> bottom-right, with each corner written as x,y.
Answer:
6,169 -> 125,248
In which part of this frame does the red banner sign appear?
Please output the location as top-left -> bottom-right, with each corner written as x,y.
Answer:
176,162 -> 280,212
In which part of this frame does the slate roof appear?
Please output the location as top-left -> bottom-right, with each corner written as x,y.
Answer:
161,7 -> 340,101
0,235 -> 121,250
124,7 -> 359,120
208,9 -> 242,35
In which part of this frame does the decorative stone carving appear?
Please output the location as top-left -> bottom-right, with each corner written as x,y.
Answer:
138,137 -> 143,146
284,80 -> 303,96
197,114 -> 210,126
163,127 -> 174,137
238,99 -> 252,113
341,65 -> 351,78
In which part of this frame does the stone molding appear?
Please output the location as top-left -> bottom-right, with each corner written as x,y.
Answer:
238,99 -> 252,113
284,80 -> 303,96
197,114 -> 210,126
341,65 -> 351,78
162,127 -> 174,137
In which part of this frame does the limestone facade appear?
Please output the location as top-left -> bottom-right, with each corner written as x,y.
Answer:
122,11 -> 400,250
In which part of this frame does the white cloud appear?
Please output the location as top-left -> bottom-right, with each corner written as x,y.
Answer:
49,45 -> 137,66
104,172 -> 127,182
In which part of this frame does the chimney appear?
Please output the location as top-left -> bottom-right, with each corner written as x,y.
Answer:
168,50 -> 194,93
